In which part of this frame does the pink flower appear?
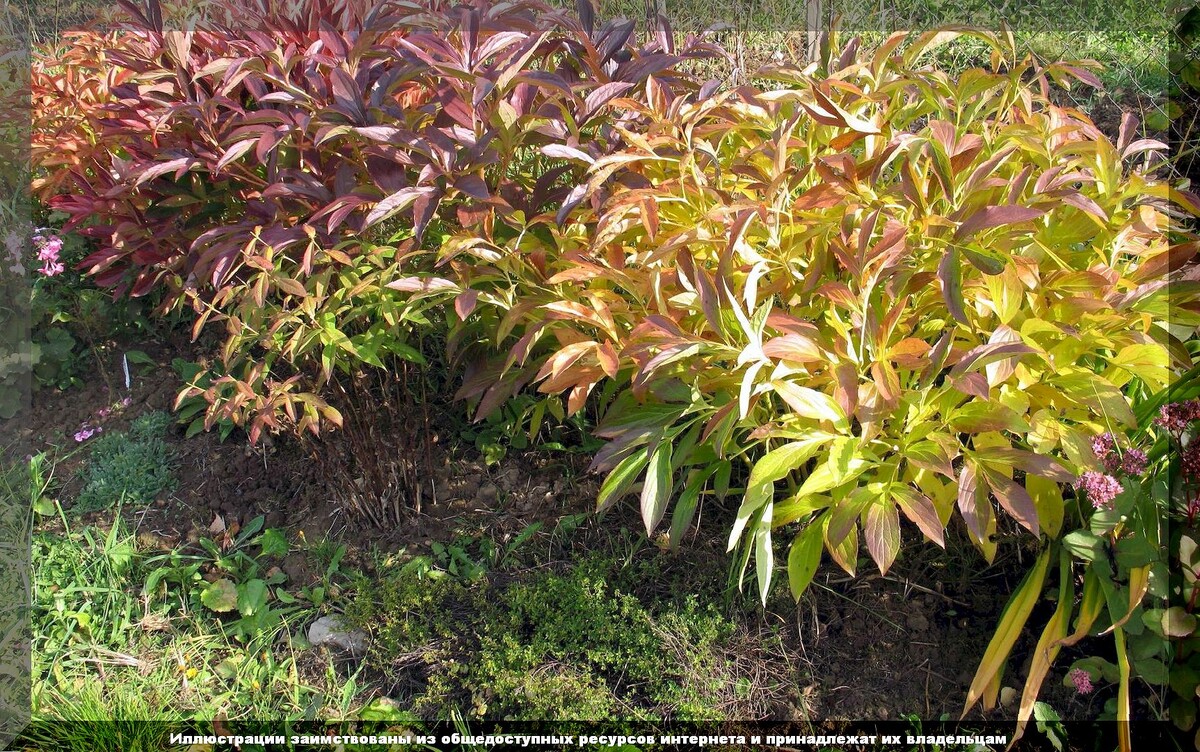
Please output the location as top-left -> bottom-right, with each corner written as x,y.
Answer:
31,233 -> 65,277
1183,442 -> 1200,482
1156,400 -> 1200,433
1090,432 -> 1115,458
1077,472 -> 1122,510
38,261 -> 64,277
1068,668 -> 1094,695
73,424 -> 102,442
1120,448 -> 1147,476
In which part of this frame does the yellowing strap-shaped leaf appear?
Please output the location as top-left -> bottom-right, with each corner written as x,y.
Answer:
1012,550 -> 1073,746
1114,627 -> 1132,752
1056,568 -> 1104,648
1025,474 -> 1065,539
962,547 -> 1051,718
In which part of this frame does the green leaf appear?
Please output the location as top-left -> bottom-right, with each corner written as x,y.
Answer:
827,486 -> 872,545
962,245 -> 1007,275
670,465 -> 717,551
1026,474 -> 1065,539
863,496 -> 900,575
730,437 -> 830,551
754,510 -> 774,606
938,247 -> 968,325
949,401 -> 1030,433
256,529 -> 289,559
596,449 -> 649,513
1133,657 -> 1169,685
33,496 -> 57,517
826,437 -> 858,484
200,579 -> 238,613
787,521 -> 824,601
823,513 -> 859,576
1062,530 -> 1106,562
1115,537 -> 1159,570
1163,606 -> 1198,638
640,439 -> 674,536
237,579 -> 268,617
770,382 -> 849,431
214,657 -> 240,679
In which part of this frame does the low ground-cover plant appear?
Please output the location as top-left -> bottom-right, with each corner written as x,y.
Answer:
345,549 -> 792,721
29,476 -> 360,745
36,0 -> 722,443
74,410 -> 175,513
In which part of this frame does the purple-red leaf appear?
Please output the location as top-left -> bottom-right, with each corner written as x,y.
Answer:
954,205 -> 1045,240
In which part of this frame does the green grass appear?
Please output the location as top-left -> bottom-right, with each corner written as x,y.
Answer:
23,448 -> 371,752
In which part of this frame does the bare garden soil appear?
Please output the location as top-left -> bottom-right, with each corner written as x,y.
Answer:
15,332 -> 1116,724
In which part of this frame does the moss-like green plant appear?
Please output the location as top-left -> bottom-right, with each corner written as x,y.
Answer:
75,411 -> 174,513
346,554 -> 770,721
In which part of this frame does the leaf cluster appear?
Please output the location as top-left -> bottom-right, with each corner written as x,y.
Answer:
35,0 -> 723,441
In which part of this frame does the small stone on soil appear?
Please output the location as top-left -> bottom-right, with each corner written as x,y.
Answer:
307,615 -> 369,655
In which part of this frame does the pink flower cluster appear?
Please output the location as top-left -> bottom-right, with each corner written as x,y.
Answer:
1068,668 -> 1094,695
1090,432 -> 1147,476
33,232 -> 64,277
1155,399 -> 1200,434
1076,471 -> 1123,510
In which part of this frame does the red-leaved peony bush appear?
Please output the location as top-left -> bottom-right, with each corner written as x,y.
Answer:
35,0 -> 722,439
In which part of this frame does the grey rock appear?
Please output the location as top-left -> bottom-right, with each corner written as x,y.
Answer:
307,615 -> 369,654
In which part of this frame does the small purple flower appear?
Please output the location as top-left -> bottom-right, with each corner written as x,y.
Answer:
1068,668 -> 1094,695
73,424 -> 102,443
1077,472 -> 1122,510
1120,448 -> 1147,476
120,396 -> 132,407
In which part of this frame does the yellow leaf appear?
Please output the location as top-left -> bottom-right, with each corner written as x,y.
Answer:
962,547 -> 1052,718
1026,474 -> 1064,539
1013,550 -> 1073,745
